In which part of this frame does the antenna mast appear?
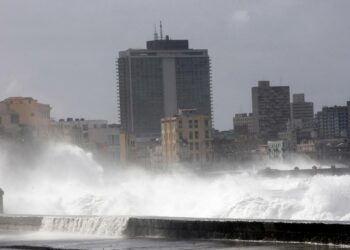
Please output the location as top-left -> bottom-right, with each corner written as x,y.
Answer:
160,21 -> 163,40
153,24 -> 159,40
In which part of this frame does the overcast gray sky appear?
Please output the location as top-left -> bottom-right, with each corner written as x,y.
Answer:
1,0 -> 349,130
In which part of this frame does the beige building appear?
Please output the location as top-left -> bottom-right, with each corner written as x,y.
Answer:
297,141 -> 316,153
0,97 -> 51,139
161,109 -> 213,168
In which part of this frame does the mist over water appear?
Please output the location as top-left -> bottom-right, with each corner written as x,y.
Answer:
1,141 -> 350,221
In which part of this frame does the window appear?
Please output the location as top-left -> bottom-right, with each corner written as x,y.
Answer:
189,131 -> 193,139
189,120 -> 193,128
190,143 -> 193,150
195,131 -> 199,139
11,114 -> 19,124
108,135 -> 119,145
195,142 -> 199,150
178,120 -> 182,129
196,153 -> 200,161
194,120 -> 198,128
205,130 -> 210,138
82,124 -> 88,131
205,119 -> 209,128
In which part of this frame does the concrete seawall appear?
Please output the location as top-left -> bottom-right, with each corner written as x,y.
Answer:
125,217 -> 350,245
1,215 -> 350,245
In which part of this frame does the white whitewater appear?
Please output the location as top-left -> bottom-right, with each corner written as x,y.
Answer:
40,216 -> 129,237
1,141 -> 350,222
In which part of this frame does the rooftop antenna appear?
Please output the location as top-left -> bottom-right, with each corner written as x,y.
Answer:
153,24 -> 159,40
160,21 -> 163,40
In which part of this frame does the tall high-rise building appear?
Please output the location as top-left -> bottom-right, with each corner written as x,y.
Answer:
291,94 -> 314,125
252,81 -> 290,141
117,36 -> 212,138
288,94 -> 315,143
316,105 -> 349,139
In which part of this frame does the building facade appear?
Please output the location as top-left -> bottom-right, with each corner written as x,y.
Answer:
291,94 -> 314,125
233,113 -> 255,136
316,105 -> 349,139
286,93 -> 316,143
161,109 -> 212,168
0,97 -> 51,139
53,118 -> 121,163
117,36 -> 212,138
252,81 -> 290,141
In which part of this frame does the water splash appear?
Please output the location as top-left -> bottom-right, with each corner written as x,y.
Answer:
40,216 -> 129,237
1,141 -> 350,221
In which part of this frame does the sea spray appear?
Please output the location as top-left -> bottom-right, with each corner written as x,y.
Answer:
40,216 -> 129,237
1,141 -> 350,221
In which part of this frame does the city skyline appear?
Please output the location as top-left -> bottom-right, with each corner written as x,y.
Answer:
1,0 -> 350,130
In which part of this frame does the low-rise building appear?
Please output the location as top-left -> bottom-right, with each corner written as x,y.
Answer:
119,133 -> 160,167
52,118 -> 120,164
297,141 -> 316,153
212,129 -> 263,163
314,138 -> 350,163
161,109 -> 213,168
267,140 -> 286,159
316,104 -> 349,139
0,97 -> 51,140
148,138 -> 163,170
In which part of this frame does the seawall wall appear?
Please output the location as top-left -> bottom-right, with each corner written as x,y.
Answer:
125,217 -> 350,245
1,215 -> 350,245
